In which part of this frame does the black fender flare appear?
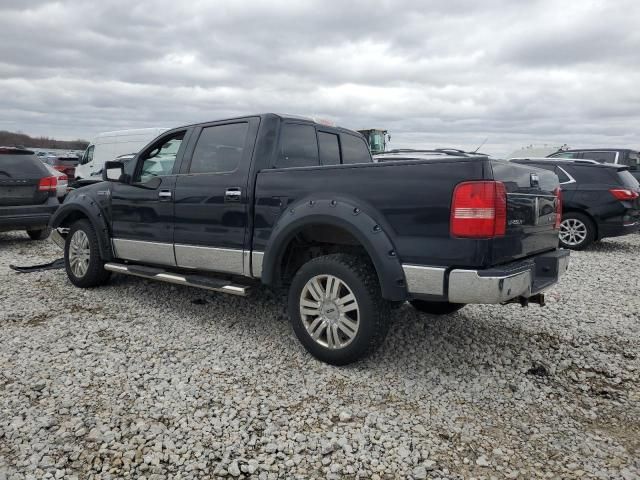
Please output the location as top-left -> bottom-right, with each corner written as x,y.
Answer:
261,197 -> 407,301
49,194 -> 114,261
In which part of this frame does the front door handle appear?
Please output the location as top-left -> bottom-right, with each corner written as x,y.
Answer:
225,187 -> 242,202
158,189 -> 172,201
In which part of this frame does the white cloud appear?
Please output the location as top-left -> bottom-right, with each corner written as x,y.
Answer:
0,0 -> 639,156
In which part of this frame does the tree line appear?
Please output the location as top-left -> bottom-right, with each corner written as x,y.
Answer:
0,130 -> 89,150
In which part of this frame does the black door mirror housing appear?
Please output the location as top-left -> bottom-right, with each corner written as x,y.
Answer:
103,160 -> 125,182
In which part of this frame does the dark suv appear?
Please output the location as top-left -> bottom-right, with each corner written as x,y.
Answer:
0,147 -> 60,239
511,158 -> 640,249
548,149 -> 640,181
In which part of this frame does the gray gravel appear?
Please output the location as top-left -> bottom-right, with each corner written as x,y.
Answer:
0,231 -> 638,479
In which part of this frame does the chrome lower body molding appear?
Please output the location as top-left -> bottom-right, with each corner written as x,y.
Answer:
112,238 -> 176,266
175,243 -> 244,275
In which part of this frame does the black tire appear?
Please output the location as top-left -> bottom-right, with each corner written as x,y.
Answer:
559,212 -> 596,250
26,228 -> 51,240
288,254 -> 391,366
64,220 -> 111,288
410,300 -> 465,315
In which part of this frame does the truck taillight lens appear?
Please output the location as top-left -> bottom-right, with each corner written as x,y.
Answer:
554,187 -> 562,229
38,176 -> 58,192
609,188 -> 639,201
450,181 -> 506,238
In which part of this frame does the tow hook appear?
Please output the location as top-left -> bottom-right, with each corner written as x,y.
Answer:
518,293 -> 546,307
504,293 -> 546,307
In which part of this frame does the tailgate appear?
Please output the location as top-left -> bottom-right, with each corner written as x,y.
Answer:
491,160 -> 560,264
0,154 -> 51,206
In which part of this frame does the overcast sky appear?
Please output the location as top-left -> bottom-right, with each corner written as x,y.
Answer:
1,0 -> 639,156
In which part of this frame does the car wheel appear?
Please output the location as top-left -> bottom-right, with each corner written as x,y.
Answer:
64,220 -> 111,288
288,254 -> 391,366
559,213 -> 595,250
26,228 -> 51,240
409,300 -> 465,315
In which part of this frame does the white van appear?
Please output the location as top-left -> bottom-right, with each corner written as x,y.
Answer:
76,128 -> 168,180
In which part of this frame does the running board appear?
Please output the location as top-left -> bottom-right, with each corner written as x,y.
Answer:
104,263 -> 250,296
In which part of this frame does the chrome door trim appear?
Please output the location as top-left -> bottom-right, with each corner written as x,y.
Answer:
112,238 -> 176,266
174,244 -> 245,275
402,265 -> 445,296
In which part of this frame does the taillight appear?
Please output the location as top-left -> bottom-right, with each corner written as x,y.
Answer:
38,176 -> 58,192
53,165 -> 66,172
609,188 -> 639,201
554,187 -> 562,229
451,181 -> 507,238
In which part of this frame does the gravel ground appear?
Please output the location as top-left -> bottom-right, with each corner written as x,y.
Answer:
0,232 -> 638,480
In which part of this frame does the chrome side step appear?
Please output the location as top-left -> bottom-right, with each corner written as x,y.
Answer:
104,262 -> 250,296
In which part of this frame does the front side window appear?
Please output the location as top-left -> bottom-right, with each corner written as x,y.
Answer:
81,145 -> 94,165
137,132 -> 185,182
581,151 -> 617,163
277,124 -> 319,168
318,131 -> 341,165
340,134 -> 371,164
189,123 -> 249,174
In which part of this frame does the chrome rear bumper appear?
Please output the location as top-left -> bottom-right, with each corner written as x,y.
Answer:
403,249 -> 570,304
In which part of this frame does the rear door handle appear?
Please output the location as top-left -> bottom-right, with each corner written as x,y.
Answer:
225,187 -> 242,202
158,189 -> 172,201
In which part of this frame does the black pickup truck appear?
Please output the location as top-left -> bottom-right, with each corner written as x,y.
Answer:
50,114 -> 569,365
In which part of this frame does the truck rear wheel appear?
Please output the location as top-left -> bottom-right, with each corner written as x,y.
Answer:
64,220 -> 111,288
410,300 -> 465,315
288,254 -> 391,366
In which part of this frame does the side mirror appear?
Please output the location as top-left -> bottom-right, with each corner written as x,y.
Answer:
103,160 -> 125,182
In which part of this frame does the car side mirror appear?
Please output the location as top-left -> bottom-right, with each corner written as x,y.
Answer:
103,160 -> 125,182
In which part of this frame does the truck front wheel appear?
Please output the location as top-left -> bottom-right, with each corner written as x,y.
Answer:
288,254 -> 391,366
64,220 -> 111,288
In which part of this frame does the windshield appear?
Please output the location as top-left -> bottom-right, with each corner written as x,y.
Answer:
369,132 -> 385,154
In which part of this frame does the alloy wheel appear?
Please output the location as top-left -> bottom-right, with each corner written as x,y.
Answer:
299,274 -> 360,349
559,218 -> 587,246
69,230 -> 90,278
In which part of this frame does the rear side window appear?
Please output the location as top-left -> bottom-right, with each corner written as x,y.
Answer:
318,132 -> 341,165
0,154 -> 48,178
277,124 -> 319,168
620,152 -> 639,170
340,134 -> 371,164
189,123 -> 249,174
581,151 -> 617,163
550,152 -> 578,159
555,167 -> 573,184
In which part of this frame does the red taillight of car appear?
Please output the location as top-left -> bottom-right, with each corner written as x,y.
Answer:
609,188 -> 639,201
554,187 -> 562,229
450,181 -> 507,238
38,176 -> 58,192
53,165 -> 66,172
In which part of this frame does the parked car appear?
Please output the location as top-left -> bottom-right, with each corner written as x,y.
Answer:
44,155 -> 80,181
43,164 -> 69,200
547,148 -> 640,181
374,148 -> 489,162
76,128 -> 168,182
511,158 -> 640,249
50,114 -> 569,365
0,147 -> 60,239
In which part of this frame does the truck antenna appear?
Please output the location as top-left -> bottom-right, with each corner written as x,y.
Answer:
473,138 -> 488,153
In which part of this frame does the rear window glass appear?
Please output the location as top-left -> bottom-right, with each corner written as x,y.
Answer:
340,134 -> 371,164
277,124 -> 319,168
0,154 -> 48,178
617,169 -> 640,189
